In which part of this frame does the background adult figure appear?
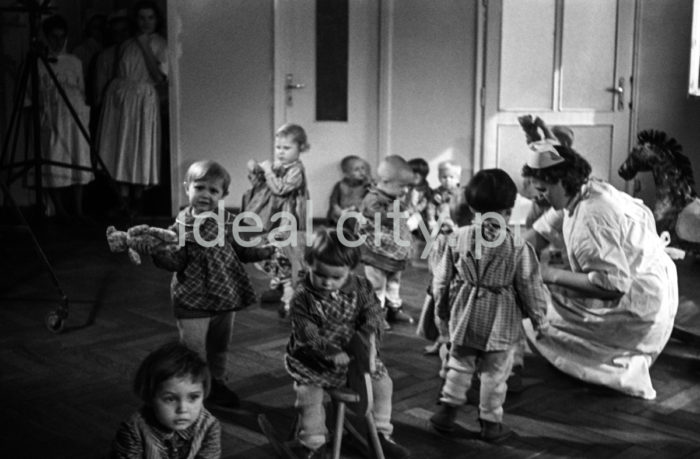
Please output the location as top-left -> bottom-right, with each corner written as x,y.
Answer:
521,144 -> 678,399
96,0 -> 167,215
36,14 -> 93,221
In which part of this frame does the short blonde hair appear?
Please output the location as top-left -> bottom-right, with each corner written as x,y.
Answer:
437,160 -> 462,176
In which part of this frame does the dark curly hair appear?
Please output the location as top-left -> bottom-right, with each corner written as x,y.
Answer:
465,168 -> 517,213
521,145 -> 591,196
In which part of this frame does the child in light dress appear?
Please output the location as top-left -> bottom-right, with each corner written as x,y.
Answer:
243,123 -> 311,318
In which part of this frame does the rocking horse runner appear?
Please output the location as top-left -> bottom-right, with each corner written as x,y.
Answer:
618,129 -> 700,249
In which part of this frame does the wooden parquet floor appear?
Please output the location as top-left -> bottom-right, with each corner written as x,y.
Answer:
1,220 -> 700,458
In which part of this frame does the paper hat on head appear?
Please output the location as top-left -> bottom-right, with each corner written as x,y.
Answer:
526,140 -> 566,169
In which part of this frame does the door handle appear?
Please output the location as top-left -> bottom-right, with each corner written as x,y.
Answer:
606,77 -> 625,110
285,73 -> 305,106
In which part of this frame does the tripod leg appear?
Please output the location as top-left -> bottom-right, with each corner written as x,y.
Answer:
1,182 -> 69,333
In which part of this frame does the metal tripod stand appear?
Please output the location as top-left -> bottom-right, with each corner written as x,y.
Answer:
1,0 -> 125,333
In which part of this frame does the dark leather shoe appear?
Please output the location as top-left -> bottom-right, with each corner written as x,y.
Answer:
386,307 -> 414,324
429,403 -> 458,433
479,420 -> 513,443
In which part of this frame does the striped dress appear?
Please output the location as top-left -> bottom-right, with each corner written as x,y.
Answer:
110,406 -> 220,459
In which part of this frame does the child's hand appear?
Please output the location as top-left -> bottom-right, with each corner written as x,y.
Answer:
332,351 -> 350,367
259,160 -> 273,173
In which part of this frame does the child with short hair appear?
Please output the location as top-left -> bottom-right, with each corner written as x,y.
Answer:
405,158 -> 432,238
244,123 -> 311,318
429,168 -> 548,442
358,155 -> 416,330
427,160 -> 471,234
110,341 -> 221,458
150,160 -> 274,408
327,155 -> 372,233
285,229 -> 410,459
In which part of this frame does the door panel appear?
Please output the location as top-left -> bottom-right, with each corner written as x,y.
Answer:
482,0 -> 635,193
274,0 -> 379,218
561,0 -> 618,110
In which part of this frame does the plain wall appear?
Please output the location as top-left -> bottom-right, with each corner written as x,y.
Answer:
168,0 -> 273,213
384,0 -> 478,188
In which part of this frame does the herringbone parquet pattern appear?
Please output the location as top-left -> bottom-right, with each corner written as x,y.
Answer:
1,221 -> 699,458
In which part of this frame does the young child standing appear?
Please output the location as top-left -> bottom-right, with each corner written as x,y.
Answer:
245,123 -> 310,318
428,168 -> 549,442
150,160 -> 274,408
284,229 -> 410,459
427,160 -> 471,235
358,155 -> 415,330
327,155 -> 372,233
405,158 -> 433,238
110,341 -> 221,458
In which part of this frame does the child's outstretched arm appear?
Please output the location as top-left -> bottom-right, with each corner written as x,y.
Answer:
151,223 -> 187,272
260,161 -> 305,196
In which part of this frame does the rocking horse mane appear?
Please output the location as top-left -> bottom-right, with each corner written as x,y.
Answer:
637,129 -> 696,190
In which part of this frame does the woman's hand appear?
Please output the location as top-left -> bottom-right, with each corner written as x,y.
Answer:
332,351 -> 350,367
540,265 -> 559,284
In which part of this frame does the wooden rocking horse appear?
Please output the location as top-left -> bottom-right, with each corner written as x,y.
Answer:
619,129 -> 700,346
618,129 -> 700,252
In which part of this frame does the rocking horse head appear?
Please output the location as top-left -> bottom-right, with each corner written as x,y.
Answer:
618,129 -> 697,232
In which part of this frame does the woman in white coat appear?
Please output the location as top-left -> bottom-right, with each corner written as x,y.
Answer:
522,143 -> 678,399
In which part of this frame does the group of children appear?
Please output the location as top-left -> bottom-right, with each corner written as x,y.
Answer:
110,122 -> 551,458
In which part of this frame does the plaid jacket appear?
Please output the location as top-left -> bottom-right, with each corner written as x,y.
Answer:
110,406 -> 221,459
152,207 -> 273,318
285,274 -> 386,388
432,222 -> 548,351
357,187 -> 412,272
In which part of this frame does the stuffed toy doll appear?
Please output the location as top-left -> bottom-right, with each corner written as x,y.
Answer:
106,224 -> 178,265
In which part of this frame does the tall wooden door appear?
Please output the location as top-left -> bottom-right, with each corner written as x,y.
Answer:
481,0 -> 636,192
274,0 -> 379,218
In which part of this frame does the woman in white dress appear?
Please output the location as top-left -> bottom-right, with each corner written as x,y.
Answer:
97,1 -> 167,213
38,15 -> 93,219
522,144 -> 678,399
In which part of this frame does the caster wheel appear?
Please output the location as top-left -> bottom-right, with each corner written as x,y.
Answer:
45,310 -> 65,333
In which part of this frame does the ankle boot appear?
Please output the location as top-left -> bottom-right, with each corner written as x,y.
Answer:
429,403 -> 458,433
479,419 -> 513,443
